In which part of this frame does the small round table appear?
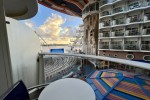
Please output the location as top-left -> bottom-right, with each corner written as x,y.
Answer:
39,78 -> 95,100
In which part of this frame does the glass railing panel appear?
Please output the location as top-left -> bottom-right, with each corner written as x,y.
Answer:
113,7 -> 124,14
103,21 -> 111,27
99,44 -> 109,49
115,32 -> 124,36
141,44 -> 150,50
111,44 -> 122,49
103,0 -> 108,5
144,14 -> 150,21
128,2 -> 141,10
102,45 -> 109,49
124,44 -> 139,50
102,11 -> 111,16
143,29 -> 150,35
147,0 -> 150,6
126,30 -> 141,36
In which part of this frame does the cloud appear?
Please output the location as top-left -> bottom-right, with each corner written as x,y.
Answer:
39,13 -> 66,37
37,13 -> 78,44
24,20 -> 36,29
24,13 -> 81,44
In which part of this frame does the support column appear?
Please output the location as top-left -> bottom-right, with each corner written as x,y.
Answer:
0,0 -> 13,95
38,54 -> 45,84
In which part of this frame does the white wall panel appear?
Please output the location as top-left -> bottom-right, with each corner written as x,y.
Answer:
6,17 -> 41,87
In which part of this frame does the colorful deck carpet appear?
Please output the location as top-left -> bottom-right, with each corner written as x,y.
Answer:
86,69 -> 150,100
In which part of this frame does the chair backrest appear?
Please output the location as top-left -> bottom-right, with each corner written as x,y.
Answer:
0,80 -> 29,100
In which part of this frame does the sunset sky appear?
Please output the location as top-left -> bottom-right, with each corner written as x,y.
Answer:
23,4 -> 83,44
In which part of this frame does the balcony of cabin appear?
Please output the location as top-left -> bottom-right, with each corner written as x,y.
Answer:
147,0 -> 150,6
113,18 -> 125,25
141,44 -> 150,51
124,41 -> 139,50
111,43 -> 122,50
143,28 -> 150,35
102,10 -> 111,16
128,2 -> 142,10
115,31 -> 124,37
113,7 -> 124,14
102,0 -> 108,5
144,13 -> 150,21
99,32 -> 110,38
124,44 -> 139,50
103,20 -> 112,27
126,28 -> 141,36
102,45 -> 109,49
127,15 -> 142,23
99,42 -> 109,49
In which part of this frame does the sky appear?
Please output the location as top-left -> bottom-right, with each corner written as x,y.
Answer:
23,4 -> 83,44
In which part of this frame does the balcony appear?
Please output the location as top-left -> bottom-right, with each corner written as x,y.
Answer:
144,14 -> 150,21
113,7 -> 124,14
128,2 -> 141,10
128,17 -> 142,23
124,44 -> 139,50
147,0 -> 150,6
111,44 -> 122,49
114,32 -> 124,37
113,19 -> 125,25
103,21 -> 111,27
100,32 -> 110,38
100,44 -> 109,49
103,0 -> 108,5
126,30 -> 140,36
143,29 -> 150,35
141,44 -> 150,51
102,11 -> 111,16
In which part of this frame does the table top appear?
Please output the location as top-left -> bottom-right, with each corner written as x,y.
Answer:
39,78 -> 95,100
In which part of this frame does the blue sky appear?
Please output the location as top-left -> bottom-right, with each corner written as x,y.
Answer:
24,4 -> 83,44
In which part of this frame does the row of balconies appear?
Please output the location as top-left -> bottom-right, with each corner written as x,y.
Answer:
99,29 -> 150,38
101,0 -> 150,8
100,1 -> 150,18
100,15 -> 150,28
102,0 -> 120,5
99,44 -> 150,51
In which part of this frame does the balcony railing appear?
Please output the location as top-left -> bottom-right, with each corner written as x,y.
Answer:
100,45 -> 109,49
144,14 -> 150,21
102,11 -> 111,16
111,44 -> 122,49
130,17 -> 142,23
141,44 -> 150,51
103,21 -> 111,27
113,7 -> 124,13
143,29 -> 150,35
115,32 -> 124,36
126,30 -> 140,36
103,0 -> 108,5
113,20 -> 125,25
99,33 -> 110,37
124,44 -> 139,50
147,0 -> 150,6
100,22 -> 111,28
128,2 -> 141,10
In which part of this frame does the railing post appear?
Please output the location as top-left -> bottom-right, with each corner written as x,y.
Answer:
38,54 -> 45,84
